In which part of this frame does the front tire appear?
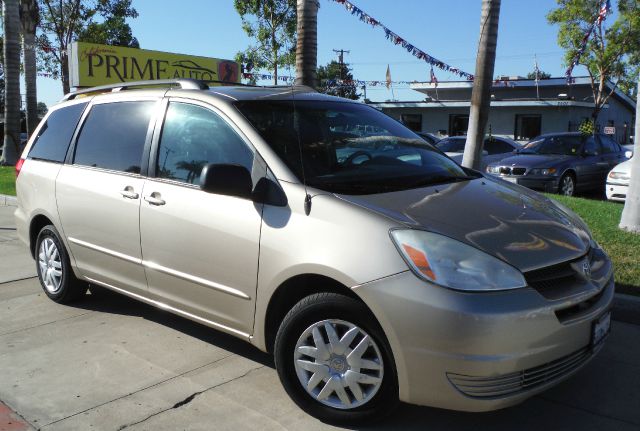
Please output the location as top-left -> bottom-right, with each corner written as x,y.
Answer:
274,293 -> 398,425
35,225 -> 88,303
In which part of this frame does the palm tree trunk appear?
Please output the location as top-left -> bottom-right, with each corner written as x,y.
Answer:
295,0 -> 317,89
21,0 -> 40,139
1,0 -> 22,166
462,0 -> 501,170
619,77 -> 640,233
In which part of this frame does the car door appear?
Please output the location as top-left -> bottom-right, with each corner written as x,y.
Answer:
578,135 -> 606,189
139,99 -> 266,337
599,134 -> 626,168
56,98 -> 160,295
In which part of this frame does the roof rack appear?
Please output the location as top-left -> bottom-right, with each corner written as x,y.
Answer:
61,78 -> 213,101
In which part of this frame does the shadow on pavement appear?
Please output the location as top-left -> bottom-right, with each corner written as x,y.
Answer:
72,285 -> 274,369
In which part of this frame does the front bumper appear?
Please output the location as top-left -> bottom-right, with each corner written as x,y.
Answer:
353,254 -> 614,412
493,175 -> 560,193
606,182 -> 628,202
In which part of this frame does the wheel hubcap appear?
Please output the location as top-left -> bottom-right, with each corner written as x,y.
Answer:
38,238 -> 63,294
293,319 -> 384,410
562,177 -> 574,195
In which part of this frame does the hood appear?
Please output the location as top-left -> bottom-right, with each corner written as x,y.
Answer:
338,177 -> 590,273
493,154 -> 573,168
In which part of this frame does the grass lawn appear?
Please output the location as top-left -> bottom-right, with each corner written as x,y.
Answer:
0,166 -> 16,196
546,194 -> 640,295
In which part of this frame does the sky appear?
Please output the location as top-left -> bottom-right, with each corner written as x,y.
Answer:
34,0 -> 586,107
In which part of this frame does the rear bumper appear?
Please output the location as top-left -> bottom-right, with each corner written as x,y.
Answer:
354,262 -> 614,412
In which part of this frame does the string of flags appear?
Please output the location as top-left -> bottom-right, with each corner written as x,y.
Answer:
329,0 -> 473,81
242,71 -> 423,87
565,0 -> 611,83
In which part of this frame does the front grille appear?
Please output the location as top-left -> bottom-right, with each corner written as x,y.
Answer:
524,249 -> 594,297
498,166 -> 527,176
447,347 -> 591,399
512,167 -> 527,175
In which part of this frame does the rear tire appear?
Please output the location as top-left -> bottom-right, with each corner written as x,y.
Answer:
274,293 -> 398,425
559,173 -> 576,196
35,225 -> 88,303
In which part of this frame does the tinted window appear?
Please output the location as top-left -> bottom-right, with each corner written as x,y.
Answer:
157,103 -> 253,184
583,137 -> 600,156
436,137 -> 466,153
522,135 -> 585,156
28,102 -> 87,163
599,135 -> 619,153
237,101 -> 472,195
484,138 -> 514,154
74,101 -> 155,173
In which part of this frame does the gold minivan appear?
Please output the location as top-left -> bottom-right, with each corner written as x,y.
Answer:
15,80 -> 613,424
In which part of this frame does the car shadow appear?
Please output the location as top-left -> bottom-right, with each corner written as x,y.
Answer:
71,285 -> 273,368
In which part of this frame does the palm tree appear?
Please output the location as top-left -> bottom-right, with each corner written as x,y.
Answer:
294,0 -> 317,89
619,77 -> 640,233
20,0 -> 40,139
462,0 -> 501,170
1,0 -> 22,166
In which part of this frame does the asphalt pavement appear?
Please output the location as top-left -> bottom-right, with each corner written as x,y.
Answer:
1,202 -> 639,431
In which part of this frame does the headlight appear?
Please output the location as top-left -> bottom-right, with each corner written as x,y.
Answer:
608,171 -> 630,181
390,229 -> 527,291
486,166 -> 500,174
529,168 -> 557,176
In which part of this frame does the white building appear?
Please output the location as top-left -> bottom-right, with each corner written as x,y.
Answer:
370,76 -> 636,144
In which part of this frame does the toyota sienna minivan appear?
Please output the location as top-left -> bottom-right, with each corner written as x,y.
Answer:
15,79 -> 613,424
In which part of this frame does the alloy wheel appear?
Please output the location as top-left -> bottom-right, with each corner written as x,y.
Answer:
38,238 -> 63,294
561,176 -> 575,196
293,319 -> 384,410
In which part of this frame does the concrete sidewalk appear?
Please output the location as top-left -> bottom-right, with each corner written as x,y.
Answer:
1,202 -> 639,430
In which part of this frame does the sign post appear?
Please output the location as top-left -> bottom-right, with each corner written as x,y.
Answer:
68,42 -> 240,88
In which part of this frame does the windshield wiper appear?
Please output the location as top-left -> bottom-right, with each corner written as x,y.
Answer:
409,175 -> 475,188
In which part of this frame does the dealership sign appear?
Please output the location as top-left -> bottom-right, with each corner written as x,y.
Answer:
68,42 -> 240,88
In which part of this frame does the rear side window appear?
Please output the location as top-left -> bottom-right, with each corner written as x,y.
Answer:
599,135 -> 620,153
28,102 -> 87,163
74,101 -> 156,174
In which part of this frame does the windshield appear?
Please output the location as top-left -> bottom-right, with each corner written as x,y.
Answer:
236,100 -> 473,195
435,137 -> 466,153
520,135 -> 585,155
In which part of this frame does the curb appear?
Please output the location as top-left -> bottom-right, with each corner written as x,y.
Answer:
0,194 -> 17,206
612,293 -> 640,326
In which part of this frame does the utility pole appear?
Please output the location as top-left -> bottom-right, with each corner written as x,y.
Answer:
333,49 -> 350,97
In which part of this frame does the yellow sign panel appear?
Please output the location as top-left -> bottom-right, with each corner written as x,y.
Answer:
69,42 -> 240,88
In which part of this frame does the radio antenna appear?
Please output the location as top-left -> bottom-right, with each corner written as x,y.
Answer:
290,84 -> 312,216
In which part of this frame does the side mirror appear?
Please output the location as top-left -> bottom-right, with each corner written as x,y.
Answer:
200,163 -> 253,199
252,177 -> 288,207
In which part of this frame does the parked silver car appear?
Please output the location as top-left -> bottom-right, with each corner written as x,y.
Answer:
15,79 -> 613,424
435,135 -> 521,170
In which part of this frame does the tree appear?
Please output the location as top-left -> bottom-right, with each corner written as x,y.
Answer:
295,0 -> 316,89
462,0 -> 501,170
526,69 -> 551,79
317,60 -> 360,100
1,0 -> 22,166
20,0 -> 39,139
548,0 -> 640,121
234,0 -> 296,85
37,0 -> 139,94
36,101 -> 48,117
619,77 -> 640,233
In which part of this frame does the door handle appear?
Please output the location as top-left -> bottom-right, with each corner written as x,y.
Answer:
120,187 -> 139,199
144,193 -> 166,206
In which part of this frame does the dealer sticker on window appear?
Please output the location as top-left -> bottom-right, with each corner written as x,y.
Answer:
592,311 -> 611,348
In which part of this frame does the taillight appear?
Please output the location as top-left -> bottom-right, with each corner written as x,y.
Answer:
15,158 -> 25,177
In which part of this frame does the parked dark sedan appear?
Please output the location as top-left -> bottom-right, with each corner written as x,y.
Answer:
486,132 -> 629,196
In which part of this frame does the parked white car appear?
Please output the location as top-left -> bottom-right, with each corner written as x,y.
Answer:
435,136 -> 522,170
606,158 -> 632,202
